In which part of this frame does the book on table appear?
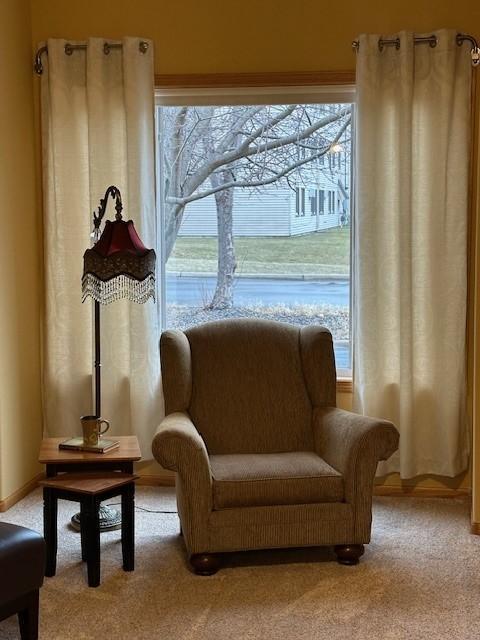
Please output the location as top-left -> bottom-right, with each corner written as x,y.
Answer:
58,438 -> 120,453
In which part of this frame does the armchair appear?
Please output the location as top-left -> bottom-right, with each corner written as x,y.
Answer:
152,319 -> 398,574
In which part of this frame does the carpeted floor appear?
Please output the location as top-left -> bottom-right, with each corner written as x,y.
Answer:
0,488 -> 479,640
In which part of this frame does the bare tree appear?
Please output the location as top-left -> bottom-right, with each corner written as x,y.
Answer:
160,104 -> 351,308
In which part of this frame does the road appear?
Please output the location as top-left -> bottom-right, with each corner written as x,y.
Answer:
166,274 -> 351,368
166,274 -> 349,307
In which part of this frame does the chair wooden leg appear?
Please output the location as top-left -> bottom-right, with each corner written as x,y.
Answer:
18,590 -> 39,640
334,544 -> 365,565
190,553 -> 221,575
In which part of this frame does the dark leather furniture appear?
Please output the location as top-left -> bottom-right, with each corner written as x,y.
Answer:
0,522 -> 45,640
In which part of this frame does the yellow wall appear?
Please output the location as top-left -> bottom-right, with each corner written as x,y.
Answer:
30,0 -> 480,74
0,0 -> 42,502
0,0 -> 474,504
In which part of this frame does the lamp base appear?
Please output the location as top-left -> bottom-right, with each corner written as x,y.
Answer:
70,503 -> 122,532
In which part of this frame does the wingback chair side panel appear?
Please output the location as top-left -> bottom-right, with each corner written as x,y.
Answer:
299,325 -> 337,408
154,412 -> 212,553
313,406 -> 400,540
160,330 -> 192,414
185,320 -> 313,455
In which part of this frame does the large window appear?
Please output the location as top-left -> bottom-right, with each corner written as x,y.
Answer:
156,86 -> 354,374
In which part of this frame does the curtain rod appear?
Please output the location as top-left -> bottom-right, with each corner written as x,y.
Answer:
352,33 -> 479,67
34,40 -> 149,75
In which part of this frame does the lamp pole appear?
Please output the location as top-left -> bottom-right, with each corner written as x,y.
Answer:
94,300 -> 101,417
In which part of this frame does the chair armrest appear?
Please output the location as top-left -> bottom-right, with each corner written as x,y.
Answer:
152,411 -> 212,479
313,406 -> 399,503
152,412 -> 213,553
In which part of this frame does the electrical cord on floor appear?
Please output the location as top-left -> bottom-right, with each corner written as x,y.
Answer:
106,502 -> 177,514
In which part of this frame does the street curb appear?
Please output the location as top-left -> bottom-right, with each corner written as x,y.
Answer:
169,271 -> 349,282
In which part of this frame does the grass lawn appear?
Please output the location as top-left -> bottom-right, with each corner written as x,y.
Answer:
167,227 -> 350,276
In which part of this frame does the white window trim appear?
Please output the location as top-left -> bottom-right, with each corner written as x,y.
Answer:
155,84 -> 355,107
155,84 -> 355,380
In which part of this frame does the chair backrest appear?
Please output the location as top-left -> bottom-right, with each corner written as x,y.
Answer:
160,319 -> 336,455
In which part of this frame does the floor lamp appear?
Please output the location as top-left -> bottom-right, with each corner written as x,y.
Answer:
75,185 -> 156,531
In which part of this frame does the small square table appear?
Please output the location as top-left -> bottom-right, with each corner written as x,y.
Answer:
39,472 -> 138,587
39,436 -> 142,477
38,436 -> 142,586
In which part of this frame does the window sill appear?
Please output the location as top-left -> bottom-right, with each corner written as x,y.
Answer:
337,377 -> 352,393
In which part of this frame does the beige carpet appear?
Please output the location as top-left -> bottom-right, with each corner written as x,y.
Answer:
0,488 -> 479,640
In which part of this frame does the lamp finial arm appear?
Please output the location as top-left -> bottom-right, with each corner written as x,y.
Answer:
92,186 -> 124,235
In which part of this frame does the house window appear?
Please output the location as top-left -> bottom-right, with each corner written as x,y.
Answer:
330,190 -> 336,213
296,187 -> 305,216
318,189 -> 325,214
309,189 -> 317,215
155,85 -> 354,374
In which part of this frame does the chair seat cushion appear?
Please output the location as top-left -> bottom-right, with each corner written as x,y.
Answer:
210,451 -> 344,509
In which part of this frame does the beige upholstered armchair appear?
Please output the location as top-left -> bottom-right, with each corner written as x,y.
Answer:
152,319 -> 399,575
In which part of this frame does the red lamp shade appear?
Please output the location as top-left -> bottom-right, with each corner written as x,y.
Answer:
82,219 -> 156,305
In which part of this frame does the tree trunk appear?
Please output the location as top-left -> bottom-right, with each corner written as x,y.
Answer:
163,201 -> 185,260
207,171 -> 236,309
162,106 -> 189,261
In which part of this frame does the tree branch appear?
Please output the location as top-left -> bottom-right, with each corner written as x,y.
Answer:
182,107 -> 351,199
167,116 -> 351,206
216,106 -> 264,153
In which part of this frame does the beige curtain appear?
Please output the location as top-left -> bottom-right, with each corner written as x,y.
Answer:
41,37 -> 163,456
353,30 -> 472,478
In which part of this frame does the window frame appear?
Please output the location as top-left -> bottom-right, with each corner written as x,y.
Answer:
155,73 -> 355,386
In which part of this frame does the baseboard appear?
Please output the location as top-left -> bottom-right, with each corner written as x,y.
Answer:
2,472 -> 467,509
0,473 -> 44,512
471,522 -> 480,535
135,474 -> 175,487
0,473 -> 175,509
136,476 -> 469,498
373,485 -> 471,498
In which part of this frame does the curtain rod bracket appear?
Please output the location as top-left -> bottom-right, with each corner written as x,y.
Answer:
352,32 -> 479,67
33,40 -> 149,75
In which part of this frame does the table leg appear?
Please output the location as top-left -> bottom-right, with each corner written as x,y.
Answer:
121,483 -> 135,572
84,496 -> 101,587
80,502 -> 87,562
46,464 -> 57,479
43,488 -> 57,577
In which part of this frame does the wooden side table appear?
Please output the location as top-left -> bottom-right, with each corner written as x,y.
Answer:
39,436 -> 142,531
39,436 -> 142,477
39,473 -> 138,588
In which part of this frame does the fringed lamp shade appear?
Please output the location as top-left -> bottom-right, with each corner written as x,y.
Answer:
82,219 -> 156,305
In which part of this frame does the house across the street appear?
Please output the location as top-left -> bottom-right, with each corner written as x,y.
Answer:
179,157 -> 350,237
